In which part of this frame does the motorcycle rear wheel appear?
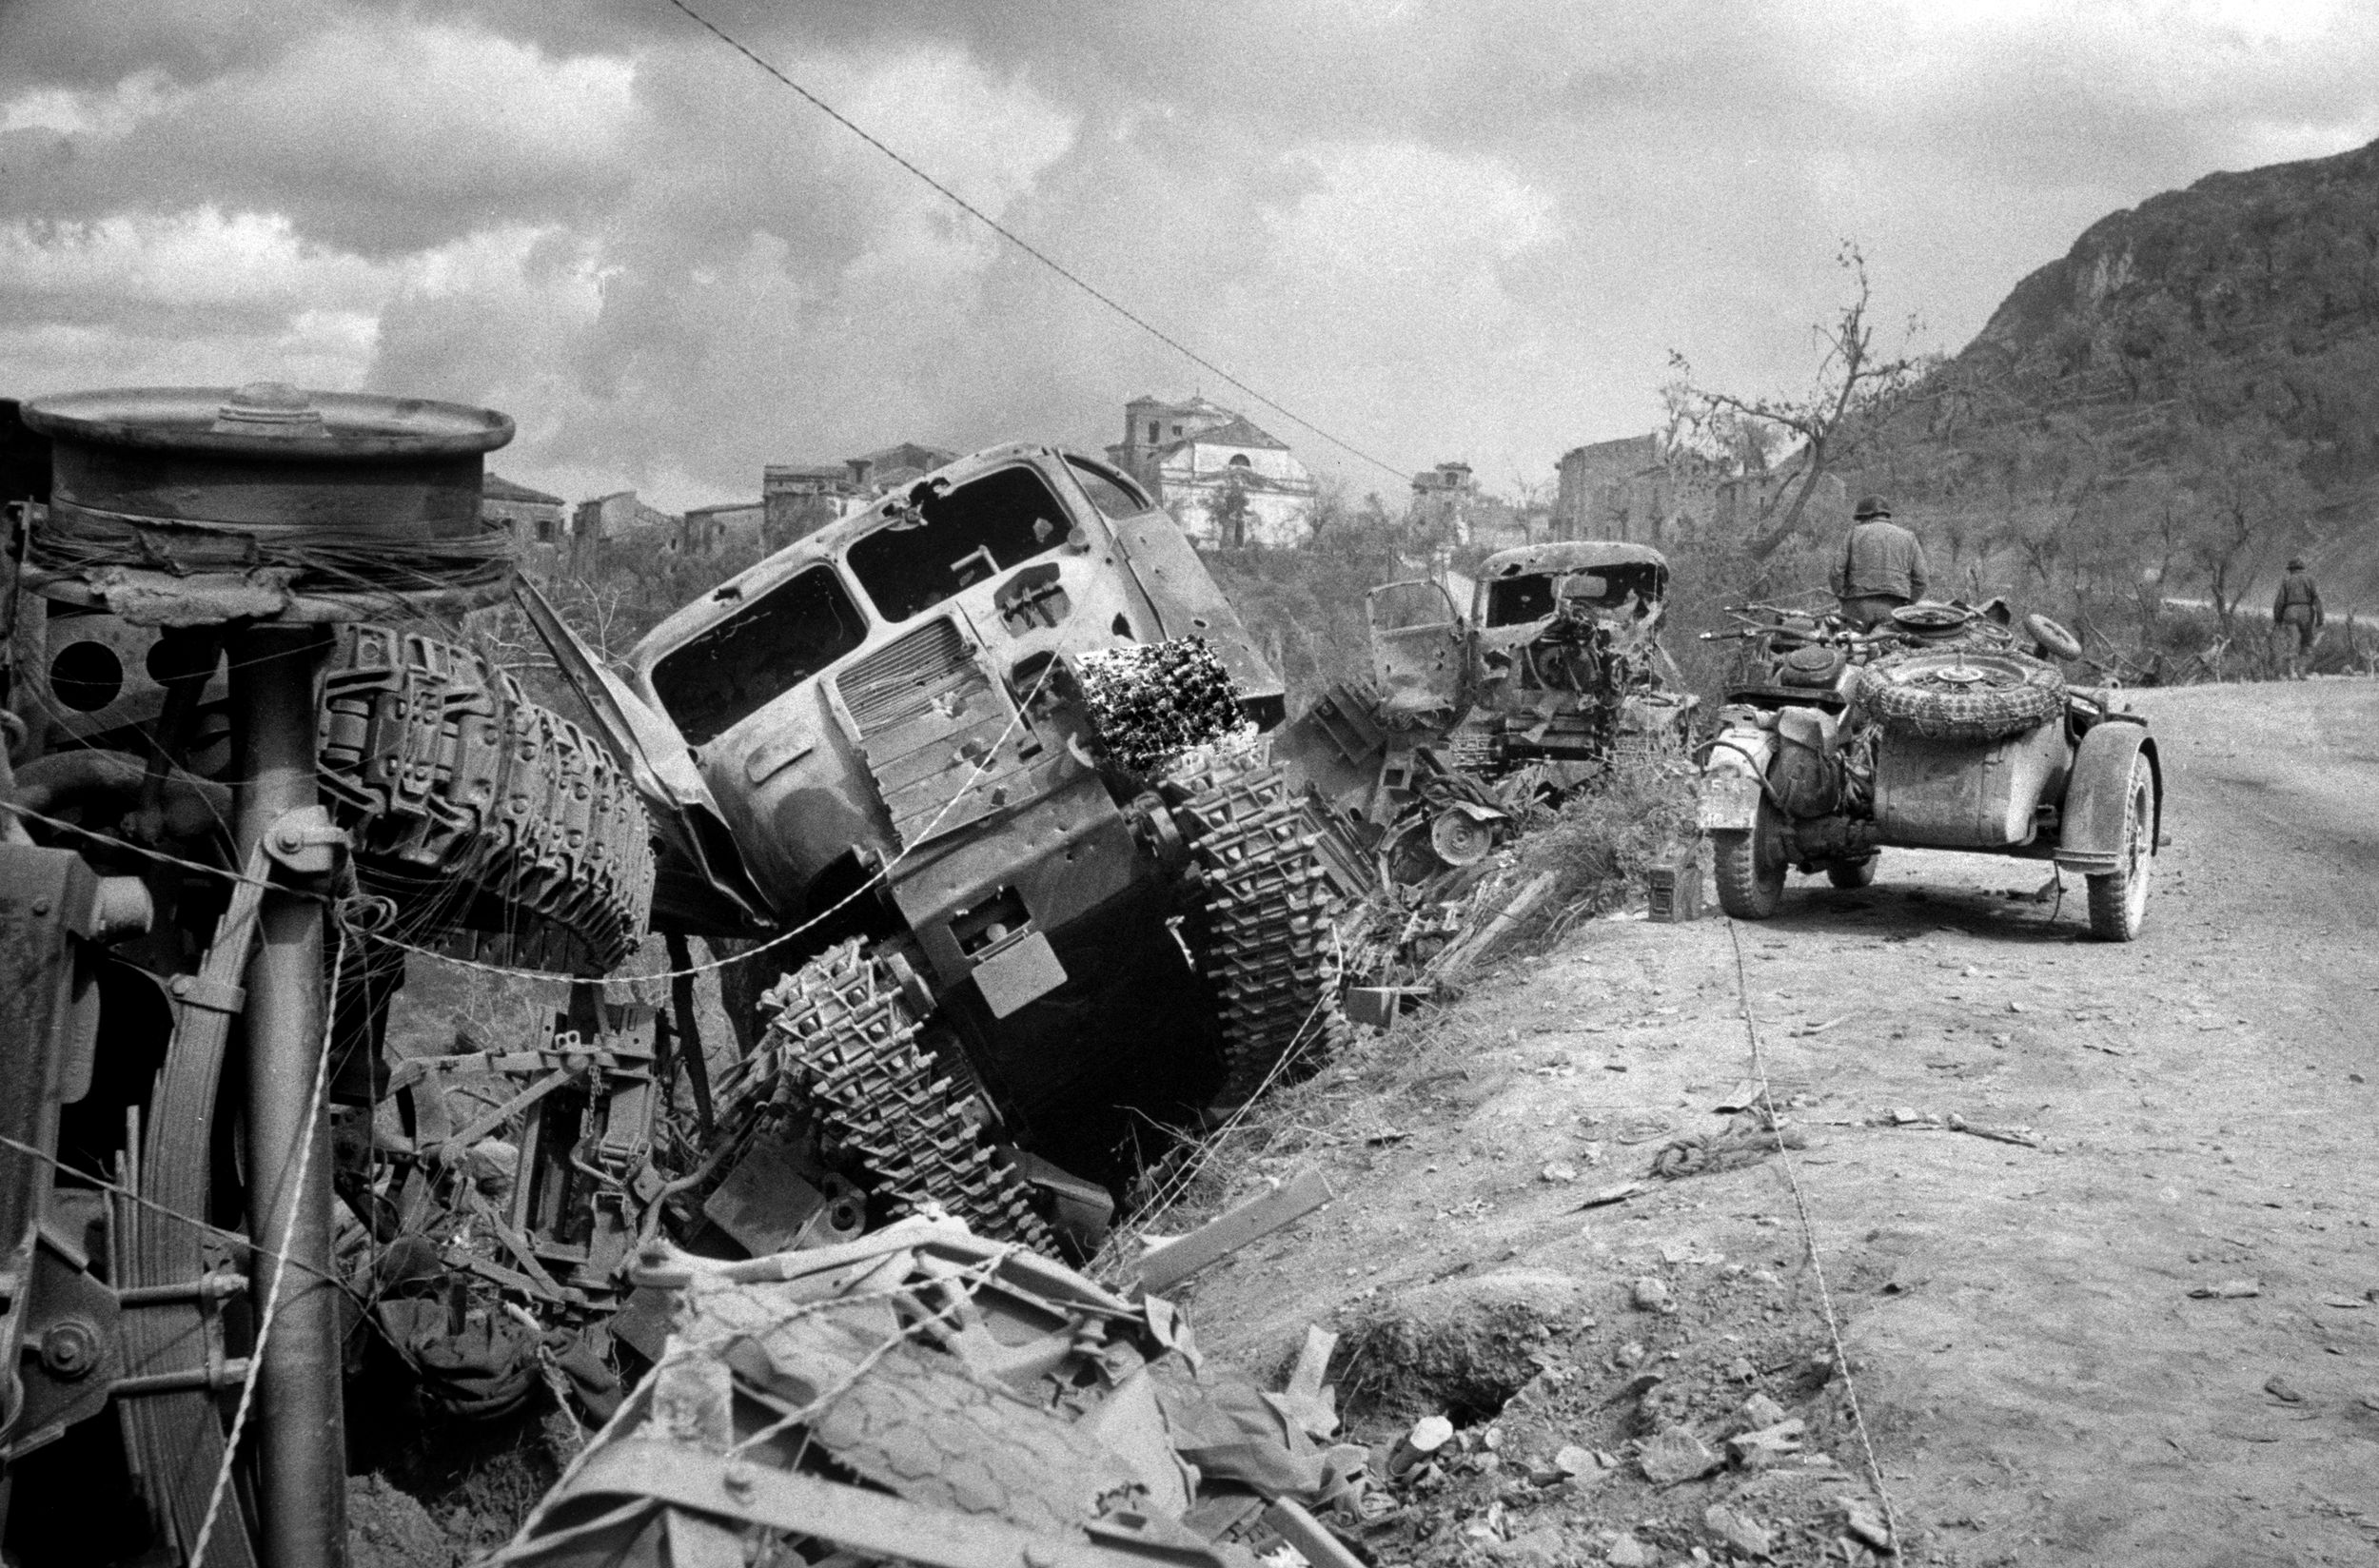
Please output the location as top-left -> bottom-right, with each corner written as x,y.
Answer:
1713,798 -> 1786,918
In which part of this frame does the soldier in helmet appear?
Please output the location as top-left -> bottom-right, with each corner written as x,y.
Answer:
2271,556 -> 2323,679
1833,495 -> 1930,631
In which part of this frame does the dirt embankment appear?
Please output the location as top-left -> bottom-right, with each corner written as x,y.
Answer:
1172,678 -> 2379,1566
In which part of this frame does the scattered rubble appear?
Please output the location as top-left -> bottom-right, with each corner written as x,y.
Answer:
493,1215 -> 1386,1566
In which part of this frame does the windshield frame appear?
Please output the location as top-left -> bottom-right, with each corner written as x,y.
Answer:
647,558 -> 871,747
842,461 -> 1078,625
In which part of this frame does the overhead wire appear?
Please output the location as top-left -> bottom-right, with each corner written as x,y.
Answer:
656,0 -> 1413,487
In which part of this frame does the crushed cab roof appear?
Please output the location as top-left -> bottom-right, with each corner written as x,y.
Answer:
1482,540 -> 1668,577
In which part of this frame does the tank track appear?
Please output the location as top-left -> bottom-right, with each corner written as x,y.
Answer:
317,623 -> 655,973
1167,744 -> 1349,1108
754,940 -> 1051,1249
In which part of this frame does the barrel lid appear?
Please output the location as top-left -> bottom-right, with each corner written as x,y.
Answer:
19,382 -> 513,461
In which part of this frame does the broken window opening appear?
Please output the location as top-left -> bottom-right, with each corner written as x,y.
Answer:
1484,564 -> 1664,626
651,562 -> 867,745
1368,578 -> 1460,634
847,465 -> 1072,624
1484,574 -> 1557,626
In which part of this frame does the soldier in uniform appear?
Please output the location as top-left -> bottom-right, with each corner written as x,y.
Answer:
1833,495 -> 1930,631
2271,556 -> 2323,679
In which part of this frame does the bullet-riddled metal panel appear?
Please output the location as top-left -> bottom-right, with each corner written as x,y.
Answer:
836,617 -> 1036,849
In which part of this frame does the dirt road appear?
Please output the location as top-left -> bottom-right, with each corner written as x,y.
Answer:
1182,678 -> 2379,1565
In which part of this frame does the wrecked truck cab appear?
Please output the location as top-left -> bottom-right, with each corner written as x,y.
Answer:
1461,541 -> 1690,769
525,441 -> 1345,1254
616,449 -> 1283,956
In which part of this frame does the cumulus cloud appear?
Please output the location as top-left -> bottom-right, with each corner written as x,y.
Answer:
4,0 -> 2379,509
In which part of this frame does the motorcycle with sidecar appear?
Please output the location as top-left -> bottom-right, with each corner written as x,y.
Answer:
1694,599 -> 2162,940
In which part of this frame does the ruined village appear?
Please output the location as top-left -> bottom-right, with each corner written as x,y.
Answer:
4,8 -> 2379,1568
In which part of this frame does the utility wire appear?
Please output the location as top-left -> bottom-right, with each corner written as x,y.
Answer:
1725,918 -> 1902,1556
659,0 -> 1412,486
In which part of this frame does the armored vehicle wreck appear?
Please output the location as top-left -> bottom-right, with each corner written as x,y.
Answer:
527,444 -> 1349,1254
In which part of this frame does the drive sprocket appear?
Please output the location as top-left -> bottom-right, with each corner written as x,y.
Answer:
753,939 -> 1051,1249
1166,744 -> 1349,1109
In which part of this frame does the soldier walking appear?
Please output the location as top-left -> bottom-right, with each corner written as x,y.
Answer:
1833,496 -> 1930,631
2272,556 -> 2323,679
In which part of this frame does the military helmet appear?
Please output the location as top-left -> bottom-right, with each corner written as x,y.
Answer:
1853,495 -> 1892,520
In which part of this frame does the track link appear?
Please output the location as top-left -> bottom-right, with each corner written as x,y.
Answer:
316,623 -> 655,972
756,940 -> 1051,1249
1168,746 -> 1349,1108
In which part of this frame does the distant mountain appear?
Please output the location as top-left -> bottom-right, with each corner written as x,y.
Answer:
1858,136 -> 2379,619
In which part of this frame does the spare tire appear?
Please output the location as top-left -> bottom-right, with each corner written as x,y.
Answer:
1859,647 -> 2066,743
2025,613 -> 2083,661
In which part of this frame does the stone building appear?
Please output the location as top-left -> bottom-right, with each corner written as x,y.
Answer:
1554,436 -> 1668,541
570,490 -> 679,568
1554,434 -> 1846,545
1409,461 -> 1479,540
848,442 -> 957,493
482,472 -> 566,546
761,464 -> 863,544
1105,395 -> 1315,547
680,501 -> 765,557
762,443 -> 958,546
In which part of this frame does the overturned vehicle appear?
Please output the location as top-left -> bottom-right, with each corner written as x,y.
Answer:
523,442 -> 1350,1256
0,385 -> 661,1567
1695,598 -> 2161,940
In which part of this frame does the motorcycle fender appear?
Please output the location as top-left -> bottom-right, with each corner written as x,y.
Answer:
2054,721 -> 2158,874
1698,732 -> 1774,833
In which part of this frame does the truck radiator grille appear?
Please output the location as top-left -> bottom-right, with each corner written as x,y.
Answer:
836,617 -> 1035,849
839,617 -> 975,735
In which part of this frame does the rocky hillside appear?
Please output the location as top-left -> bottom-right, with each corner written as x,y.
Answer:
1858,135 -> 2379,625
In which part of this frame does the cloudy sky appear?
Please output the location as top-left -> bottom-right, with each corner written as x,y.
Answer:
4,1 -> 2377,512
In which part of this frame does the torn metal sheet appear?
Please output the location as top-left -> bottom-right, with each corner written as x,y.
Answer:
497,1217 -> 1380,1568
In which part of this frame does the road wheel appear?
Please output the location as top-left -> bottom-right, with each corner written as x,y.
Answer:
1825,854 -> 1878,889
1712,798 -> 1786,918
2085,755 -> 2155,942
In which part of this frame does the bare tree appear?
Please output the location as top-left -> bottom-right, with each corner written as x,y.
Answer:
1303,476 -> 1350,546
2175,413 -> 2313,630
1666,243 -> 1932,560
